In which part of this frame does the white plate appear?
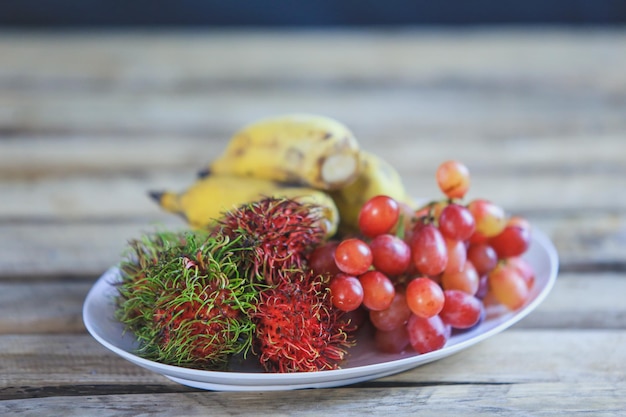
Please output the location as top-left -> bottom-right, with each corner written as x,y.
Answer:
83,228 -> 558,391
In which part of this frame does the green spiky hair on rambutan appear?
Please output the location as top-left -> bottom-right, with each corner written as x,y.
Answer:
253,271 -> 354,373
217,197 -> 327,285
115,231 -> 258,370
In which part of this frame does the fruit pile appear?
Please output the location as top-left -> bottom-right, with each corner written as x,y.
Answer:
313,160 -> 535,355
115,114 -> 535,373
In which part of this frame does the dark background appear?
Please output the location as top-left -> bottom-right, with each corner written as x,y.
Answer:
1,0 -> 625,28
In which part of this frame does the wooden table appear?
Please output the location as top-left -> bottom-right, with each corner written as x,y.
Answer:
1,28 -> 625,416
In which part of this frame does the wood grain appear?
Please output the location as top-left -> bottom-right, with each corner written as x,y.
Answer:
1,383 -> 624,417
1,331 -> 624,414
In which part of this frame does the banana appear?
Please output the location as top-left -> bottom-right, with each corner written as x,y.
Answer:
330,150 -> 415,234
206,114 -> 361,190
150,175 -> 340,237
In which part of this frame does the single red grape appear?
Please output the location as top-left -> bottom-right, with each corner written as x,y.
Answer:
488,263 -> 530,310
375,326 -> 410,354
334,238 -> 373,276
358,270 -> 396,311
329,274 -> 364,312
339,306 -> 368,330
439,289 -> 483,329
405,277 -> 445,318
369,292 -> 412,331
406,314 -> 449,354
467,199 -> 507,238
438,203 -> 476,241
369,234 -> 411,276
358,195 -> 400,238
309,240 -> 341,276
489,216 -> 532,259
441,260 -> 480,295
507,256 -> 535,289
410,224 -> 448,276
436,160 -> 470,199
467,242 -> 498,276
444,238 -> 466,274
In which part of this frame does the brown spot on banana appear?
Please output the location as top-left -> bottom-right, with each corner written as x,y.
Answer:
207,114 -> 361,190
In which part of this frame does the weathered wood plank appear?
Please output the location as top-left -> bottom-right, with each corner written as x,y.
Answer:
2,331 -> 623,389
515,273 -> 626,329
1,134 -> 624,179
1,88 -> 624,138
1,30 -> 625,94
0,221 -> 184,279
0,282 -> 92,334
1,331 -> 624,414
1,381 -> 624,417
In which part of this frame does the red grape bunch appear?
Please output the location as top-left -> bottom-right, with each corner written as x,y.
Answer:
309,160 -> 535,355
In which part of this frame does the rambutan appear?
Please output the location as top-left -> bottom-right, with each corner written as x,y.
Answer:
115,231 -> 257,370
252,271 -> 355,373
217,197 -> 327,285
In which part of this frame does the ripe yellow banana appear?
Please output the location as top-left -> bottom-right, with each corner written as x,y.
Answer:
330,150 -> 415,234
206,114 -> 361,190
150,175 -> 340,237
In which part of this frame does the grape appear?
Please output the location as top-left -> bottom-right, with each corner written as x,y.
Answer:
405,277 -> 445,318
340,306 -> 368,330
467,199 -> 507,238
438,203 -> 476,241
334,238 -> 373,276
309,240 -> 341,276
475,274 -> 489,300
358,270 -> 396,311
467,242 -> 498,276
375,326 -> 410,354
444,238 -> 466,274
410,224 -> 448,276
489,216 -> 532,259
441,260 -> 479,295
507,256 -> 536,289
369,234 -> 411,276
469,230 -> 489,245
439,290 -> 483,329
406,314 -> 449,354
488,263 -> 530,310
369,292 -> 412,331
436,160 -> 470,199
358,195 -> 400,238
329,274 -> 364,312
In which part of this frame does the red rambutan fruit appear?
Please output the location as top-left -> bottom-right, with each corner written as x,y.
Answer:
253,271 -> 355,373
218,197 -> 327,285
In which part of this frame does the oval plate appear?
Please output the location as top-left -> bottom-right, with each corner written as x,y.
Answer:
83,228 -> 558,391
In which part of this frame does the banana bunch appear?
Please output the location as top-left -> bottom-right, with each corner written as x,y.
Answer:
150,113 -> 413,237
